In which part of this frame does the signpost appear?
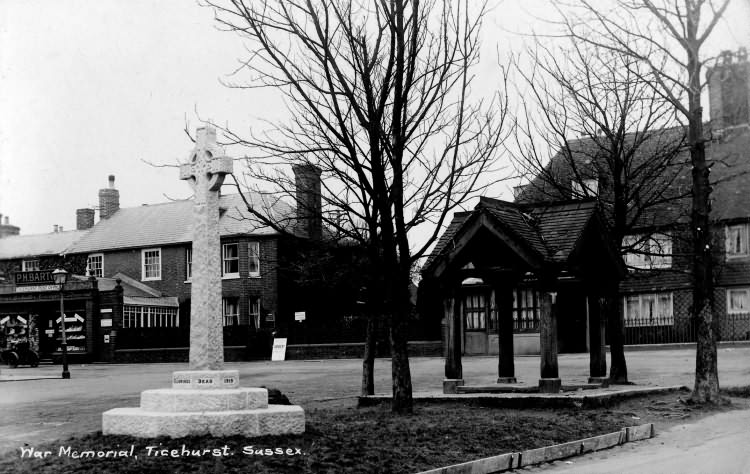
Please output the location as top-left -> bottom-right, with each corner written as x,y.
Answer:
294,311 -> 306,322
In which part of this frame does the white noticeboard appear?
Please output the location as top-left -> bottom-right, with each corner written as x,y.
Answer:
271,338 -> 288,361
294,311 -> 306,322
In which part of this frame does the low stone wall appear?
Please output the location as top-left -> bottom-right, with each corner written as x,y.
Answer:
111,341 -> 443,363
285,341 -> 443,360
113,346 -> 248,363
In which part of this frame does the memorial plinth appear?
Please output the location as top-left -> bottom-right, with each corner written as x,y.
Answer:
102,127 -> 304,438
103,370 -> 304,437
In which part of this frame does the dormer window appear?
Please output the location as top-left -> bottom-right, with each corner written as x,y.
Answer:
571,179 -> 598,198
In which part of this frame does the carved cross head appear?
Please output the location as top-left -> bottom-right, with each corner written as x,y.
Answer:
179,126 -> 233,195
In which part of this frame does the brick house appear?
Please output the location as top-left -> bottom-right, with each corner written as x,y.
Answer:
513,49 -> 750,345
0,164 -> 349,362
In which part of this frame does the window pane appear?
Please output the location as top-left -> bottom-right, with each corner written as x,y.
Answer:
143,250 -> 161,279
657,294 -> 673,324
463,292 -> 486,330
186,248 -> 192,280
223,244 -> 239,275
625,296 -> 640,325
641,295 -> 656,320
222,298 -> 240,326
249,297 -> 260,329
727,225 -> 750,255
248,242 -> 260,275
729,289 -> 749,313
87,254 -> 103,277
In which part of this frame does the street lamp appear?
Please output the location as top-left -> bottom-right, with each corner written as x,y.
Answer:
52,268 -> 70,379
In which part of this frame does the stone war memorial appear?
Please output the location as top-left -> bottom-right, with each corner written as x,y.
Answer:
102,127 -> 305,437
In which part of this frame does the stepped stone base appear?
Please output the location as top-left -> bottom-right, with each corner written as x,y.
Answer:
102,370 -> 305,438
141,387 -> 268,412
103,405 -> 305,438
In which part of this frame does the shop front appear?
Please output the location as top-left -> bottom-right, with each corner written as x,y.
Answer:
0,272 -> 119,363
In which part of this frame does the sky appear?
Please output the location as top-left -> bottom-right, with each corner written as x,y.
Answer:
1,0 -> 748,250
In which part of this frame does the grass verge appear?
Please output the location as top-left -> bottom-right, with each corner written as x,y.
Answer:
0,392 -> 735,473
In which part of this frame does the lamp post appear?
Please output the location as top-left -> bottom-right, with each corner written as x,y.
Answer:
52,268 -> 70,379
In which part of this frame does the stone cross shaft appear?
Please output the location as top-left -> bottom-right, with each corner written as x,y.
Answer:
180,127 -> 233,370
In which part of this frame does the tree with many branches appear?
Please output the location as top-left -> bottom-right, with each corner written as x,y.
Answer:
204,0 -> 509,413
512,38 -> 688,384
556,0 -> 731,403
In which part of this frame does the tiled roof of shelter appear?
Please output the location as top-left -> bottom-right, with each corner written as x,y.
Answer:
422,212 -> 470,270
67,192 -> 294,254
479,197 -> 548,256
0,230 -> 87,260
515,124 -> 750,229
526,200 -> 598,262
423,198 -> 599,271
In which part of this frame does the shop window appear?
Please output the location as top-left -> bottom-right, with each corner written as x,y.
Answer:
122,305 -> 178,328
223,297 -> 240,326
463,292 -> 486,330
141,248 -> 161,280
222,243 -> 239,278
87,254 -> 103,277
623,292 -> 673,326
21,259 -> 40,272
248,241 -> 260,277
726,224 -> 749,258
727,288 -> 750,314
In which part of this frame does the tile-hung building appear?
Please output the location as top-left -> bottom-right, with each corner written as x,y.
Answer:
514,49 -> 750,346
0,165 -> 325,363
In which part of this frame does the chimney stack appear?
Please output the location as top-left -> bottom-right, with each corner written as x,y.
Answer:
98,174 -> 120,220
76,208 -> 96,230
292,164 -> 322,240
707,48 -> 750,130
0,214 -> 20,239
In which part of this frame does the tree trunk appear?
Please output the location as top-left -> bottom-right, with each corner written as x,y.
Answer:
606,294 -> 629,384
389,308 -> 413,413
361,315 -> 377,396
689,103 -> 720,403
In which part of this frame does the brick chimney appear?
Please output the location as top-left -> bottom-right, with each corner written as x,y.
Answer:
98,175 -> 120,220
707,48 -> 750,130
76,208 -> 95,230
292,164 -> 322,240
0,214 -> 20,239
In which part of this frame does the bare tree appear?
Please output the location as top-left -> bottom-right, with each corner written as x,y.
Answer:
204,0 -> 509,413
557,0 -> 731,403
512,40 -> 688,383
